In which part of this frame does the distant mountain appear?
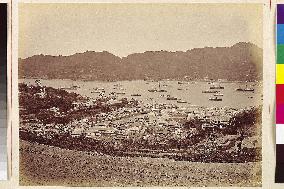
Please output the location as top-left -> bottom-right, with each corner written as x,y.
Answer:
19,42 -> 262,81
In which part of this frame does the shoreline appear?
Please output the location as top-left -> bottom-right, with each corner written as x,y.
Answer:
18,78 -> 264,83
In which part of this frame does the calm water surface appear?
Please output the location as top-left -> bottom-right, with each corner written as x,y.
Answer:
20,79 -> 262,109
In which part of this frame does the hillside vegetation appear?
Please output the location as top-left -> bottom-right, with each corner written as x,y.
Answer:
19,42 -> 262,81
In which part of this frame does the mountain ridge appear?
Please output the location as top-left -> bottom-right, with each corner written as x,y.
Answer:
19,42 -> 263,81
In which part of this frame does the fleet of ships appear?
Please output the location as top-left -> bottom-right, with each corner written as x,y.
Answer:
54,78 -> 257,104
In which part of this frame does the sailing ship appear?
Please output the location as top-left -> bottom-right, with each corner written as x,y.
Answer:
166,95 -> 178,100
131,94 -> 142,97
177,99 -> 187,103
209,96 -> 222,101
116,92 -> 126,95
236,84 -> 254,92
213,93 -> 224,96
91,87 -> 105,93
157,82 -> 167,92
148,82 -> 167,92
157,89 -> 167,92
148,89 -> 157,92
209,83 -> 224,89
178,81 -> 187,84
202,90 -> 220,93
114,83 -> 122,87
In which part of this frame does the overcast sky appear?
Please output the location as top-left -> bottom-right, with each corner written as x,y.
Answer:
19,3 -> 262,58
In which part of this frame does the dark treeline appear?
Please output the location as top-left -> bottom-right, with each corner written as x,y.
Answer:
19,129 -> 261,163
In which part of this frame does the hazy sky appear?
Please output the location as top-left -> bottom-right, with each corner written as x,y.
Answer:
19,3 -> 263,58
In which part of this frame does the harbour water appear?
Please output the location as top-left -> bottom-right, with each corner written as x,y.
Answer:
20,79 -> 262,109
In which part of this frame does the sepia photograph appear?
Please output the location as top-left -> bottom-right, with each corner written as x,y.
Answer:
18,3 -> 263,187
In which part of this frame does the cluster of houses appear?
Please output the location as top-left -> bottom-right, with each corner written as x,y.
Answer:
186,107 -> 239,131
20,82 -> 254,146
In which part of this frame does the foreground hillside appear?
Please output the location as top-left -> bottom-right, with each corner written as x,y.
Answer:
20,140 -> 261,187
19,42 -> 262,81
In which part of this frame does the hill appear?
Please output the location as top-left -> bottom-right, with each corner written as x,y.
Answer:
20,140 -> 261,187
19,42 -> 262,81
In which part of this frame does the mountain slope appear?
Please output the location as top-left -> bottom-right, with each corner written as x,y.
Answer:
19,42 -> 262,81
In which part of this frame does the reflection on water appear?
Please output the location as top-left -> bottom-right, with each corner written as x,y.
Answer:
20,79 -> 262,109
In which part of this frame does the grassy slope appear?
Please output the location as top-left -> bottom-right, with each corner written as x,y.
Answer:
20,140 -> 261,187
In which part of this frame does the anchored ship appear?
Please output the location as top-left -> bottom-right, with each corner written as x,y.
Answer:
236,85 -> 254,92
209,96 -> 222,101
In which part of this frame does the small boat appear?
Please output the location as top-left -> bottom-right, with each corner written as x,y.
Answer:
177,100 -> 187,103
209,86 -> 224,89
156,82 -> 167,92
166,95 -> 178,100
157,89 -> 167,92
91,91 -> 101,94
236,85 -> 254,92
202,90 -> 220,93
116,92 -> 126,95
213,93 -> 224,96
236,88 -> 254,92
148,89 -> 157,92
93,87 -> 104,91
209,83 -> 224,89
61,85 -> 80,90
131,94 -> 141,97
209,96 -> 222,101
